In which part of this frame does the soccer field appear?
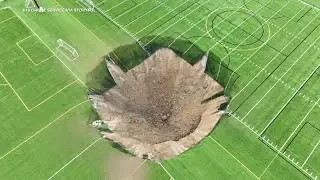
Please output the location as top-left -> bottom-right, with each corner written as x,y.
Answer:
0,0 -> 320,179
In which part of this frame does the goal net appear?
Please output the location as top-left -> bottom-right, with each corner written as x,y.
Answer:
56,39 -> 79,61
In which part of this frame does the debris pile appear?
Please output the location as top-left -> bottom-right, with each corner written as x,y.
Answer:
89,48 -> 228,160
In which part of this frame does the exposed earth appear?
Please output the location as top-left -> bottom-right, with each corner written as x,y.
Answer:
89,48 -> 228,160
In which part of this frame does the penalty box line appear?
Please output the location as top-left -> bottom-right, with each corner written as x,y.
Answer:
16,34 -> 55,66
0,100 -> 90,161
0,70 -> 78,111
9,6 -> 87,87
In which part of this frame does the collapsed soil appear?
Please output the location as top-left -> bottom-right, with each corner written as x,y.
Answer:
90,48 -> 227,159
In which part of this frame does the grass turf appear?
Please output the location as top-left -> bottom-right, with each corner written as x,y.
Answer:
0,0 -> 320,179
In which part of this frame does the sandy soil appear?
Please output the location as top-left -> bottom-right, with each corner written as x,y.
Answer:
90,48 -> 228,160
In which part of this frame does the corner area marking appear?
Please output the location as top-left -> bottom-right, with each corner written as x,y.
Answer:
208,136 -> 260,179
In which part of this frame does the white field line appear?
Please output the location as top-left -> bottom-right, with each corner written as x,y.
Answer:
298,0 -> 320,11
76,0 -> 85,8
221,0 -> 294,91
95,6 -> 150,56
0,100 -> 90,161
16,41 -> 53,66
124,159 -> 147,180
241,36 -> 320,125
122,0 -> 169,28
95,0 -> 107,8
227,7 -> 314,110
302,139 -> 320,167
105,0 -> 129,12
143,0 -> 211,47
0,15 -> 16,24
47,138 -> 101,180
229,112 -> 260,135
157,161 -> 175,180
259,154 -> 278,178
114,0 -> 149,20
16,34 -> 33,44
9,7 -> 87,87
229,0 -> 320,52
167,0 -> 251,48
261,139 -> 318,180
0,6 -> 9,11
16,43 -> 35,64
258,60 -> 320,135
133,0 -> 192,36
54,0 -> 124,66
208,137 -> 260,179
182,0 -> 271,55
29,80 -> 78,111
0,69 -> 77,111
279,97 -> 320,151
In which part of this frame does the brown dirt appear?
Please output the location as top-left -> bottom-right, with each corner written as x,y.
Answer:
90,48 -> 228,160
106,153 -> 146,180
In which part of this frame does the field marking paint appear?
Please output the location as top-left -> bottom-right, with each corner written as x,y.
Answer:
258,60 -> 320,136
144,0 -> 211,47
167,0 -> 252,48
75,0 -> 85,8
87,1 -> 150,56
29,80 -> 78,111
0,72 -> 29,110
239,36 -> 320,130
221,0 -> 294,91
0,100 -> 90,161
298,0 -> 320,11
16,36 -> 55,66
124,159 -> 147,180
280,97 -> 320,151
122,0 -> 169,28
229,112 -> 260,135
227,7 -> 315,111
55,0 -> 121,62
243,55 -> 319,109
229,0 -> 320,52
105,0 -> 129,12
183,1 -> 272,54
133,0 -> 192,36
208,136 -> 260,179
47,138 -> 101,180
9,6 -> 87,87
156,161 -> 175,180
0,15 -> 16,24
259,154 -> 278,178
114,0 -> 149,20
302,139 -> 320,167
0,70 -> 78,111
95,0 -> 107,8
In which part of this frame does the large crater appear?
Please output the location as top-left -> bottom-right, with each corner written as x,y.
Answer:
89,48 -> 228,160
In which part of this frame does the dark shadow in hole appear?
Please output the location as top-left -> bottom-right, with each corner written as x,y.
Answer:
85,35 -> 239,154
86,35 -> 240,96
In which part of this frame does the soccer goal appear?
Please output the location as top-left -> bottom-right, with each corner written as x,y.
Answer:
79,0 -> 94,7
56,39 -> 79,61
25,0 -> 39,9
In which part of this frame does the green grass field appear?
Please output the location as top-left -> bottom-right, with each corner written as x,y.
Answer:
0,0 -> 320,179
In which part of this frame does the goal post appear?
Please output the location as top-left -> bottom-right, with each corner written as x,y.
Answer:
25,0 -> 39,9
56,39 -> 79,61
